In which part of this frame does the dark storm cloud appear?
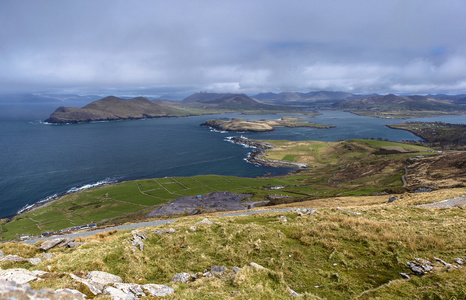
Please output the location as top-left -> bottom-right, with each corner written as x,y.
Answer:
1,0 -> 466,95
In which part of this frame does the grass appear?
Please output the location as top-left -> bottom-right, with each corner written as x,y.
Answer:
1,187 -> 465,299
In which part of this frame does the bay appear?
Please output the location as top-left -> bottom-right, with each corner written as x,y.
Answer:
0,110 -> 464,219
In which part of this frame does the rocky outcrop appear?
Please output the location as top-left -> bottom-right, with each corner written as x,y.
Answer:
130,230 -> 147,251
69,270 -> 174,298
146,191 -> 254,217
0,280 -> 85,299
0,268 -> 48,284
0,255 -> 42,265
38,238 -> 67,251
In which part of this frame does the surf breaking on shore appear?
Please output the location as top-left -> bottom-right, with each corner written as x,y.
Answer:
16,178 -> 117,216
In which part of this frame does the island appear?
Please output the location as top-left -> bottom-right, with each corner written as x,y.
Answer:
201,117 -> 335,132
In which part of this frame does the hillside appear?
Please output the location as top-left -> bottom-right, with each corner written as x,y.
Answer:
254,91 -> 356,104
182,92 -> 288,111
332,94 -> 464,118
45,96 -> 193,123
1,188 -> 465,299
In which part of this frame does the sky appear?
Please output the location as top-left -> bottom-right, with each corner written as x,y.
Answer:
1,0 -> 466,97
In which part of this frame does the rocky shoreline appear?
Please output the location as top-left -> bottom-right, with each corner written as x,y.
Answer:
228,136 -> 309,169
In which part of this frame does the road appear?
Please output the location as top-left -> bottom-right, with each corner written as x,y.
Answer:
24,208 -> 301,245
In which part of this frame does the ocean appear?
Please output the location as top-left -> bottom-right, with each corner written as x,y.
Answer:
1,108 -> 465,219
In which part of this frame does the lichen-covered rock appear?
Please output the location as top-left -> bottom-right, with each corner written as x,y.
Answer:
210,266 -> 228,276
27,257 -> 42,265
0,255 -> 28,263
87,270 -> 123,286
38,238 -> 67,251
143,284 -> 175,297
0,268 -> 47,284
0,250 -> 3,259
114,283 -> 146,297
154,228 -> 176,235
406,258 -> 433,276
171,272 -> 195,283
0,280 -> 84,299
196,218 -> 214,225
104,285 -> 137,299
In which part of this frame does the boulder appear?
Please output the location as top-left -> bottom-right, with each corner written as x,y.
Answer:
143,284 -> 175,297
38,238 -> 66,251
233,266 -> 241,274
456,258 -> 464,265
42,253 -> 53,259
27,257 -> 42,265
250,262 -> 266,270
87,270 -> 123,285
279,216 -> 287,222
0,250 -> 3,258
406,258 -> 433,276
154,228 -> 176,235
288,287 -> 301,297
171,272 -> 195,283
69,273 -> 104,295
131,229 -> 147,251
189,226 -> 197,231
114,282 -> 146,297
210,266 -> 228,276
0,255 -> 28,263
0,280 -> 84,299
196,218 -> 214,225
0,268 -> 47,284
104,285 -> 136,300
55,288 -> 87,299
387,196 -> 398,203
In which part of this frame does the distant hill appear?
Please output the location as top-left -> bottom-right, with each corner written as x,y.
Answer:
45,96 -> 191,123
182,92 -> 285,110
253,91 -> 356,104
333,94 -> 459,111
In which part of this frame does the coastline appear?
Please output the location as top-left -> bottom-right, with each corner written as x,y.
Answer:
227,136 -> 309,170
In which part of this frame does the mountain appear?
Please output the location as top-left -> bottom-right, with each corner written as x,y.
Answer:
182,92 -> 284,110
253,91 -> 356,104
332,94 -> 459,111
45,96 -> 190,123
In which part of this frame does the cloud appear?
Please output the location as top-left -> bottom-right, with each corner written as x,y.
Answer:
1,0 -> 466,95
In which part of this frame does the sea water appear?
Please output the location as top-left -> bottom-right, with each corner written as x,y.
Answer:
1,110 -> 464,219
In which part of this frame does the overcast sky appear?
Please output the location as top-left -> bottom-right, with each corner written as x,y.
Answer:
1,0 -> 466,97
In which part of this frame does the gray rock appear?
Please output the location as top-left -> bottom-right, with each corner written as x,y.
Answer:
189,226 -> 197,231
38,237 -> 66,251
69,273 -> 104,295
42,253 -> 53,259
250,262 -> 265,270
305,209 -> 318,215
211,266 -> 228,276
0,255 -> 28,263
0,268 -> 47,284
87,270 -> 123,285
131,229 -> 147,251
114,282 -> 146,297
400,273 -> 410,279
0,280 -> 84,299
289,287 -> 301,297
55,288 -> 87,299
143,284 -> 175,297
154,228 -> 176,235
279,216 -> 287,222
171,272 -> 195,283
456,258 -> 464,265
196,218 -> 214,225
27,257 -> 42,265
387,196 -> 398,203
434,257 -> 451,267
104,285 -> 136,300
233,266 -> 241,274
406,258 -> 433,276
0,250 -> 3,258
66,241 -> 84,248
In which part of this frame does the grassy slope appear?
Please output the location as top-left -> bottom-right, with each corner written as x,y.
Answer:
1,188 -> 465,299
1,140 -> 439,241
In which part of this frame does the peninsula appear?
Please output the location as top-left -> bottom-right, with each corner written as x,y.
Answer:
201,117 -> 335,132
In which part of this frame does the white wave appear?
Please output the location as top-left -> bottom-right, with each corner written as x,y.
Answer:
66,178 -> 116,193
